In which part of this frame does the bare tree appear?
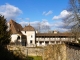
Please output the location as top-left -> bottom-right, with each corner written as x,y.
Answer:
63,0 -> 80,42
37,22 -> 41,32
34,21 -> 50,33
34,22 -> 41,33
41,20 -> 50,33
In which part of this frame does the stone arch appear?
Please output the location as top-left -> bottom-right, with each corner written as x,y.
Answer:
15,35 -> 21,45
21,35 -> 27,46
17,36 -> 20,40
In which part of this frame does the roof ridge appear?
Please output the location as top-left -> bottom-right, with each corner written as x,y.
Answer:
23,25 -> 35,31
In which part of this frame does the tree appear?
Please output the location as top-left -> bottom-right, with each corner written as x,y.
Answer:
34,21 -> 50,33
41,20 -> 50,33
0,15 -> 10,46
63,0 -> 80,42
34,22 -> 41,33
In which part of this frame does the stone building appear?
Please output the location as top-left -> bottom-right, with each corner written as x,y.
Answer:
8,20 -> 75,47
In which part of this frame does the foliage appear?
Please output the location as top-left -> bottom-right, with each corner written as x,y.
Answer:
12,46 -> 26,59
44,44 -> 66,60
0,45 -> 42,60
0,15 -> 10,46
0,45 -> 23,60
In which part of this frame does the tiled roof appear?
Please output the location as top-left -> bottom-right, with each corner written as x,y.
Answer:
36,33 -> 74,37
9,20 -> 23,34
23,24 -> 35,31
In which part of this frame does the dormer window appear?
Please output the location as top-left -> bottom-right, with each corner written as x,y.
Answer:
31,35 -> 33,38
25,31 -> 26,33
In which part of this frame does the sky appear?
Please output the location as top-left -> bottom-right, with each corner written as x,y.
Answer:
0,0 -> 70,32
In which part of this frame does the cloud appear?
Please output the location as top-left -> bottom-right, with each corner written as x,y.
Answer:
43,10 -> 53,16
17,18 -> 23,20
41,19 -> 51,26
19,19 -> 51,27
53,21 -> 64,27
19,19 -> 69,32
53,21 -> 69,31
56,28 -> 70,32
52,10 -> 70,20
0,3 -> 22,21
42,11 -> 46,15
19,21 -> 40,27
25,18 -> 30,20
19,21 -> 28,27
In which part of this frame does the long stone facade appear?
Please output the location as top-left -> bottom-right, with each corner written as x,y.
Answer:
36,33 -> 75,46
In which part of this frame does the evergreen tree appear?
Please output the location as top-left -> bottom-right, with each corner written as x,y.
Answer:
0,15 -> 10,46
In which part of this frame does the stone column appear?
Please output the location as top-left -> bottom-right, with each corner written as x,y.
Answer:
37,41 -> 40,46
43,41 -> 45,46
55,41 -> 56,44
49,41 -> 51,44
60,41 -> 61,44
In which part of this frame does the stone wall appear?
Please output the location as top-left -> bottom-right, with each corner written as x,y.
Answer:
44,44 -> 66,60
7,45 -> 43,56
65,42 -> 80,60
43,43 -> 80,60
7,42 -> 80,60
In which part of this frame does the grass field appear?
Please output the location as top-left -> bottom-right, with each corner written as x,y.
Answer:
25,56 -> 42,60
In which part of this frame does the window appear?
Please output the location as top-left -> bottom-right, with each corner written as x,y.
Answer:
40,41 -> 42,45
10,24 -> 11,27
30,40 -> 32,44
31,35 -> 33,38
25,31 -> 26,33
17,36 -> 20,40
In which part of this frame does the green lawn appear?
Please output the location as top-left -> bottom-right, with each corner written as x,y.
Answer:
32,56 -> 42,60
25,56 -> 42,60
